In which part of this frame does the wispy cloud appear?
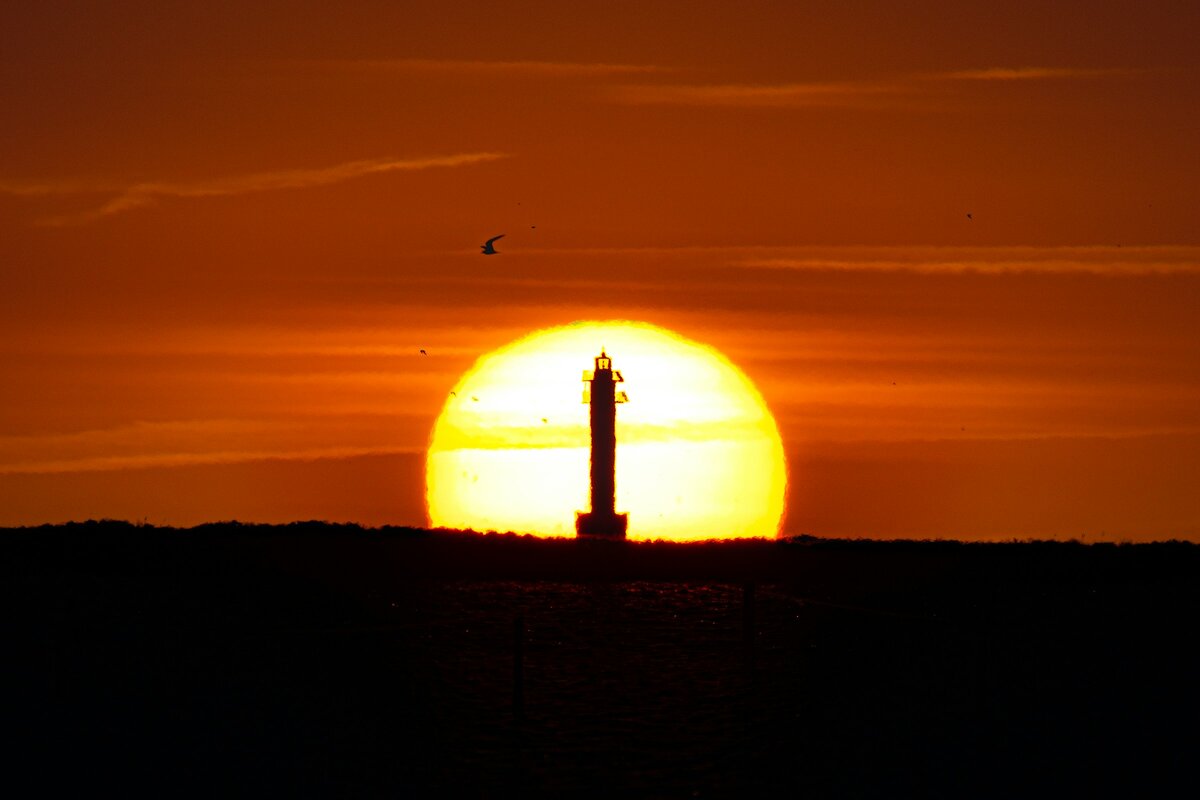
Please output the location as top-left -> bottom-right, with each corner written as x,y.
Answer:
935,67 -> 1128,81
608,66 -> 1129,108
2,152 -> 510,225
476,244 -> 1200,276
0,179 -> 124,197
0,417 -> 423,475
734,245 -> 1200,275
316,58 -> 662,76
608,81 -> 903,108
0,446 -> 420,475
736,258 -> 1200,276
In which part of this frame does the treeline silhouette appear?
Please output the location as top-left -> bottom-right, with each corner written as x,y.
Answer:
3,521 -> 1197,796
4,518 -> 1196,584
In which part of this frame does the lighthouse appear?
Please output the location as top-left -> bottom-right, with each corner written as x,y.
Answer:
576,350 -> 629,538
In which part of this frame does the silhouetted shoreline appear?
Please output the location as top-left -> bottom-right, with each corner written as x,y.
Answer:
4,521 -> 1197,796
4,520 -> 1196,604
4,519 -> 1196,575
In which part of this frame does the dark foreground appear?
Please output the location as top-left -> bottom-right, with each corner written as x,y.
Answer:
3,522 -> 1198,797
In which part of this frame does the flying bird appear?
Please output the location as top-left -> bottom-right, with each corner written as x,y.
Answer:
471,396 -> 479,402
966,213 -> 973,221
481,234 -> 505,255
449,391 -> 457,397
420,349 -> 427,356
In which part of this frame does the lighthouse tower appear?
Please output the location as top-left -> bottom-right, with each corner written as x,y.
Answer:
576,350 -> 629,538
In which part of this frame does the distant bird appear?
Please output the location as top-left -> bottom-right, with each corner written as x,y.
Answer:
471,396 -> 479,402
420,349 -> 427,356
541,418 -> 548,423
481,234 -> 505,255
449,391 -> 457,397
531,225 -> 536,229
966,213 -> 973,221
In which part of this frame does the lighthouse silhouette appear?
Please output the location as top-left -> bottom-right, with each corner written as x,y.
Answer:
576,350 -> 629,538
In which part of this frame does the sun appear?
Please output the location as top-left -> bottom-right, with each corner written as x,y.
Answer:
425,321 -> 787,541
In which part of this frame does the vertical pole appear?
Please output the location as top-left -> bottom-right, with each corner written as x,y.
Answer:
513,612 -> 525,720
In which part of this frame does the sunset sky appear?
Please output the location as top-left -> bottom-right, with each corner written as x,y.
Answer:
2,1 -> 1198,539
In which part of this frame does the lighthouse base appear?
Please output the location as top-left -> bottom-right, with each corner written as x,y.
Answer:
575,511 -> 628,539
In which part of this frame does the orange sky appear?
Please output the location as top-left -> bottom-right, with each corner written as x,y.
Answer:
2,1 -> 1199,539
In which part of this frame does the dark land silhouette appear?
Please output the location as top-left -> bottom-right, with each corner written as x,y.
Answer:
3,521 -> 1198,797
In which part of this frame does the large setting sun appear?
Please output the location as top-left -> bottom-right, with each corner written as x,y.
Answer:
425,321 -> 787,540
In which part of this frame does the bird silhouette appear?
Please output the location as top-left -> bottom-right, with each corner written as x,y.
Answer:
481,234 -> 505,255
471,396 -> 479,402
419,349 -> 427,355
966,213 -> 973,221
